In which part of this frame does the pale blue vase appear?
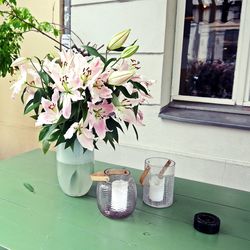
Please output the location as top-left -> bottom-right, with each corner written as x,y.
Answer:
56,140 -> 94,197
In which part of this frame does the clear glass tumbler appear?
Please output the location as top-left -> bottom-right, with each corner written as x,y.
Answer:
96,169 -> 137,219
142,157 -> 175,208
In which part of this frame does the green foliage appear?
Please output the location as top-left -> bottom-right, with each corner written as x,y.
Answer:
82,45 -> 106,63
0,0 -> 59,77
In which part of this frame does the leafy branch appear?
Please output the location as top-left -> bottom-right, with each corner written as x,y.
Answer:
0,0 -> 60,77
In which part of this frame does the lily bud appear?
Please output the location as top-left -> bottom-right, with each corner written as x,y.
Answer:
120,45 -> 139,59
107,29 -> 131,51
108,69 -> 136,86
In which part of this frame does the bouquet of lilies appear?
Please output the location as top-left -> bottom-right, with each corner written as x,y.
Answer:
11,29 -> 153,153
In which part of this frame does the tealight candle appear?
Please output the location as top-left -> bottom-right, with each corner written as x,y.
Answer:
111,180 -> 128,211
149,175 -> 165,202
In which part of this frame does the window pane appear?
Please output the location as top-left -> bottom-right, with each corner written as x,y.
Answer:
179,0 -> 242,99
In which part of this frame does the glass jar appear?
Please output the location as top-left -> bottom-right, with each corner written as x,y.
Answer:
96,169 -> 137,219
141,157 -> 175,208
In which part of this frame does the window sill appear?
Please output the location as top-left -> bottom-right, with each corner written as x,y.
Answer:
159,101 -> 250,130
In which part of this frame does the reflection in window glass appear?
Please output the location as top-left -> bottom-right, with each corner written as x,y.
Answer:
179,0 -> 242,99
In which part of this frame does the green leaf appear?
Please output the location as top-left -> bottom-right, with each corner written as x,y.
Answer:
133,105 -> 138,117
111,94 -> 120,107
23,183 -> 35,193
48,129 -> 61,142
112,46 -> 126,52
107,117 -> 124,133
130,80 -> 149,95
131,39 -> 138,46
82,45 -> 105,63
53,28 -> 60,37
64,135 -> 76,150
56,115 -> 66,125
103,132 -> 116,150
39,71 -> 50,86
24,101 -> 40,114
33,89 -> 42,103
124,121 -> 129,129
118,86 -> 138,99
39,124 -> 57,142
93,141 -> 99,150
39,125 -> 50,141
81,102 -> 88,122
112,127 -> 119,143
55,133 -> 65,147
42,140 -> 50,154
21,87 -> 27,104
103,58 -> 116,71
132,125 -> 139,140
30,114 -> 39,120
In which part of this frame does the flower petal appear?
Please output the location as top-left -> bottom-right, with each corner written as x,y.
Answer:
11,57 -> 28,67
62,94 -> 71,119
64,122 -> 79,139
35,110 -> 57,126
94,119 -> 106,140
52,89 -> 60,104
77,130 -> 94,151
10,65 -> 27,98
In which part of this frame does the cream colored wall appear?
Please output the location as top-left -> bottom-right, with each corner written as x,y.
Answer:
0,0 -> 60,159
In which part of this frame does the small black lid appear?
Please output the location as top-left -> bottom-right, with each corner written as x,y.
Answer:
193,212 -> 220,234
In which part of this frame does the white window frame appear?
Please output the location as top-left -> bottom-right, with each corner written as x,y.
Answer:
171,0 -> 250,106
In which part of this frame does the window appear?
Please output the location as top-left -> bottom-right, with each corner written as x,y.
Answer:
171,0 -> 250,106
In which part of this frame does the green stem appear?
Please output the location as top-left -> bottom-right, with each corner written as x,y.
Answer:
111,57 -> 121,68
105,49 -> 108,61
28,59 -> 46,91
25,82 -> 42,89
12,10 -> 67,49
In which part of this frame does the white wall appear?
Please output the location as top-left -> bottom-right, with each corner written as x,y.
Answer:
71,0 -> 250,191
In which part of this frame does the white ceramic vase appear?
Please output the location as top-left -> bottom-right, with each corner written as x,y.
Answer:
56,140 -> 94,197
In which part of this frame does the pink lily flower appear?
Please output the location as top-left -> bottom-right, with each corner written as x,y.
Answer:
23,65 -> 44,103
64,119 -> 95,151
43,55 -> 83,119
117,107 -> 136,124
60,89 -> 82,119
11,60 -> 42,99
116,106 -> 144,126
59,49 -> 75,64
88,101 -> 114,139
81,57 -> 104,88
36,89 -> 61,126
113,93 -> 144,125
90,71 -> 113,103
10,64 -> 27,99
11,57 -> 28,67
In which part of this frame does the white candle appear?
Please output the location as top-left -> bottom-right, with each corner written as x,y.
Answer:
111,180 -> 128,211
149,175 -> 165,202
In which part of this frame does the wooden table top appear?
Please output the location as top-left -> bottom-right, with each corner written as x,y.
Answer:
0,150 -> 249,250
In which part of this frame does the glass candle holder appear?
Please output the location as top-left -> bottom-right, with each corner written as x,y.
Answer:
142,157 -> 175,208
96,169 -> 137,219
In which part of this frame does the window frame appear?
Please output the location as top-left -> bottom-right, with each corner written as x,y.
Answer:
171,0 -> 250,106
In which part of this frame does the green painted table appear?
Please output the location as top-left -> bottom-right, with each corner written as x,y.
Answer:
0,150 -> 250,250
